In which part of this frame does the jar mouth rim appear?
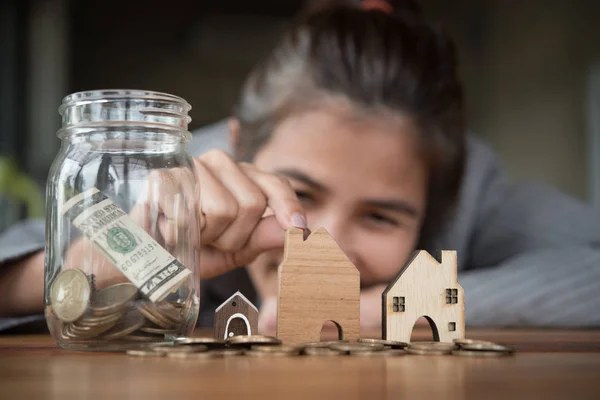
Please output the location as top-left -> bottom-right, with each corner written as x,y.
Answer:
59,89 -> 191,114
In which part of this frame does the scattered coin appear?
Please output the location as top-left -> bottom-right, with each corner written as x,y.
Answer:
249,345 -> 300,356
459,342 -> 515,353
358,338 -> 408,349
50,269 -> 92,323
152,344 -> 204,353
176,337 -> 227,348
409,341 -> 457,352
303,347 -> 339,356
126,349 -> 166,357
227,335 -> 281,346
330,343 -> 385,354
351,349 -> 407,357
406,347 -> 452,356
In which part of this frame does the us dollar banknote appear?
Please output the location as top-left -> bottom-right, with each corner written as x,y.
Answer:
62,187 -> 192,302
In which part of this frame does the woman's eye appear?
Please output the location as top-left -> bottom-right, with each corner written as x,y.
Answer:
295,190 -> 314,204
366,212 -> 398,227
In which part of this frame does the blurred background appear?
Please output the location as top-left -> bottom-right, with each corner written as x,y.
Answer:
1,0 -> 600,232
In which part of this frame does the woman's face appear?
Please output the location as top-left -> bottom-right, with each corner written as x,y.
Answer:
239,105 -> 428,299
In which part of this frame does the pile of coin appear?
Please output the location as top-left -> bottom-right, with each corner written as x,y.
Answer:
124,335 -> 517,359
403,339 -> 516,357
49,268 -> 189,344
452,338 -> 516,357
126,336 -> 410,358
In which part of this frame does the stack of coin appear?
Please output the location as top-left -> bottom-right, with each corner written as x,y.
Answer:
406,341 -> 457,355
330,342 -> 386,355
246,345 -> 301,357
452,338 -> 516,357
50,268 -> 188,344
358,338 -> 408,349
227,335 -> 282,348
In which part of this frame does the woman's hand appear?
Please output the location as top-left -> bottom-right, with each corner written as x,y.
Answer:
132,150 -> 307,279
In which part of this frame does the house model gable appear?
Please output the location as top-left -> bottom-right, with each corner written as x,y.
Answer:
382,250 -> 465,343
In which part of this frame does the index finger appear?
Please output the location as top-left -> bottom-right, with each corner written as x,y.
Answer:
239,164 -> 307,231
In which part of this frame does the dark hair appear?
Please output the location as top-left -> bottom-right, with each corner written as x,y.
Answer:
233,0 -> 465,247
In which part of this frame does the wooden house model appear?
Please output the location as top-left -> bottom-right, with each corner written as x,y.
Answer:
277,227 -> 360,346
214,291 -> 259,339
382,250 -> 465,343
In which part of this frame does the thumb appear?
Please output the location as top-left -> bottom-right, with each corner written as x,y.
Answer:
198,215 -> 284,279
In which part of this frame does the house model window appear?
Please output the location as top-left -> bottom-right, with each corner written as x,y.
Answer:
446,289 -> 458,304
393,296 -> 405,312
448,322 -> 456,331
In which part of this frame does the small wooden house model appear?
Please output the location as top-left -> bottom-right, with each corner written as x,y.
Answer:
382,250 -> 465,343
214,291 -> 259,339
277,227 -> 360,346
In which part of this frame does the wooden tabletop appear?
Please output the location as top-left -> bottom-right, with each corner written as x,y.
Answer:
1,328 -> 600,399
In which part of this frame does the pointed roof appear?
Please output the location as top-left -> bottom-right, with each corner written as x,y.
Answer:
382,250 -> 444,297
214,290 -> 258,313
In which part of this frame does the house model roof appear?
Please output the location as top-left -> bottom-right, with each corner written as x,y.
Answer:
382,251 -> 447,297
214,290 -> 258,313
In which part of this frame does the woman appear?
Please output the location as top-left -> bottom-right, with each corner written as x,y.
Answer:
1,0 -> 599,332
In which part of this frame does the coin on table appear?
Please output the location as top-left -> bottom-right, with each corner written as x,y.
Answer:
126,349 -> 166,357
176,337 -> 227,348
50,269 -> 92,323
227,335 -> 281,346
409,341 -> 457,352
100,308 -> 145,340
90,283 -> 138,316
330,342 -> 385,354
358,338 -> 408,349
303,347 -> 339,356
249,345 -> 300,356
406,348 -> 452,356
452,349 -> 513,358
152,344 -> 206,353
351,349 -> 407,357
453,338 -> 496,346
459,342 -> 516,353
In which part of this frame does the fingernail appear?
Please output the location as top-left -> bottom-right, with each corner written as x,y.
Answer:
291,213 -> 307,229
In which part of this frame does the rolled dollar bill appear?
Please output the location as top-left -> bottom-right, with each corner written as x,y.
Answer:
62,187 -> 191,302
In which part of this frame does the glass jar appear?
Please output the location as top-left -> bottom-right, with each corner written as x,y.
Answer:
45,90 -> 200,351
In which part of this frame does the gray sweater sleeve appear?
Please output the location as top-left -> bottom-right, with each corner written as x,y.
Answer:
0,219 -> 46,331
451,139 -> 600,327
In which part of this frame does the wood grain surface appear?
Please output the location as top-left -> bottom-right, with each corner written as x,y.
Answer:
277,228 -> 360,346
1,328 -> 600,399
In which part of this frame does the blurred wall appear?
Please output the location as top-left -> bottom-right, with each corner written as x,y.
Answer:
4,0 -> 600,210
425,0 -> 600,200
